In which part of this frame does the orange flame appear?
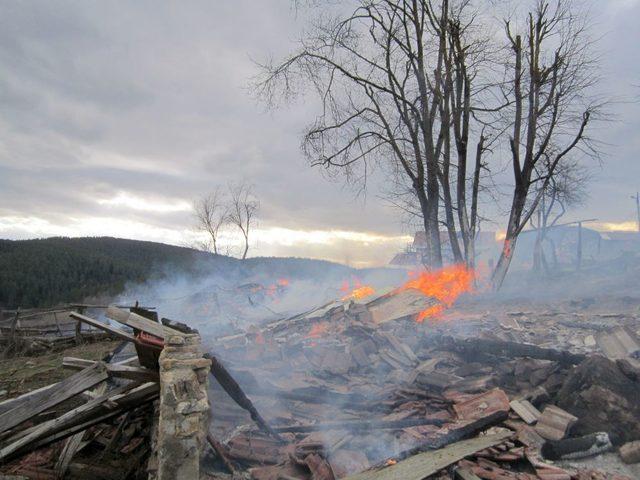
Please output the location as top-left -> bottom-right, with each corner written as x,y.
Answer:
342,285 -> 376,301
398,264 -> 475,322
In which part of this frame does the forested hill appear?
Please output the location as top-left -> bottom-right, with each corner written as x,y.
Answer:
0,237 -> 360,309
0,237 -> 236,308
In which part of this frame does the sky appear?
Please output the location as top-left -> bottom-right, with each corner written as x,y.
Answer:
0,0 -> 638,267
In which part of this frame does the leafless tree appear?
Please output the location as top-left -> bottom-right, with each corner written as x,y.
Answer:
227,182 -> 259,259
256,0 -> 473,268
491,0 -> 602,289
194,188 -> 228,255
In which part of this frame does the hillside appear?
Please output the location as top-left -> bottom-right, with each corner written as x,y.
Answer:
0,237 -> 236,308
0,237 -> 366,309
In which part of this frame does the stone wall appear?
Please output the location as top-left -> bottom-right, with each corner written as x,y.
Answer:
155,333 -> 211,480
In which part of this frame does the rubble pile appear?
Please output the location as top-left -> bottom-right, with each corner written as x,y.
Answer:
1,281 -> 640,479
202,288 -> 640,480
0,306 -> 194,479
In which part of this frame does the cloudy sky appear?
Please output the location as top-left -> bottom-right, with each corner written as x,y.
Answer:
0,1 -> 638,267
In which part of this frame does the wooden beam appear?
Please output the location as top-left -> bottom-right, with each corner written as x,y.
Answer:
70,312 -> 136,343
63,357 -> 159,382
0,383 -> 60,416
106,306 -> 180,340
0,363 -> 109,434
343,432 -> 512,480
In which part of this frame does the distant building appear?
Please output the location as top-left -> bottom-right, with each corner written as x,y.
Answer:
389,230 -> 499,267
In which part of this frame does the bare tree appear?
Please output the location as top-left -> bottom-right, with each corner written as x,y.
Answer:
491,0 -> 601,289
256,0 -> 471,268
227,182 -> 259,260
194,188 -> 228,255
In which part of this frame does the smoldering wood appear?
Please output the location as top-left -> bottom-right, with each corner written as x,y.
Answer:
207,432 -> 237,474
343,432 -> 513,480
205,353 -> 283,442
431,335 -> 586,365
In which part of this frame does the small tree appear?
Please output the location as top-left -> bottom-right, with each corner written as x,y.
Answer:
491,0 -> 601,289
194,188 -> 228,255
227,182 -> 259,260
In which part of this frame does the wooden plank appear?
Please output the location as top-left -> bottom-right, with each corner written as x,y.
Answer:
63,357 -> 159,382
55,382 -> 108,478
343,432 -> 512,480
106,306 -> 180,340
510,399 -> 541,425
70,312 -> 136,342
454,468 -> 482,480
0,383 -> 60,416
0,382 -> 158,462
0,363 -> 109,434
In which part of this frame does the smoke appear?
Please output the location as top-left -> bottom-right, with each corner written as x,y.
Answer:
111,253 -> 407,338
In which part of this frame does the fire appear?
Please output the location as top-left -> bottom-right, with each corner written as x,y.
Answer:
397,264 -> 475,322
339,277 -> 375,301
385,459 -> 397,466
342,285 -> 376,301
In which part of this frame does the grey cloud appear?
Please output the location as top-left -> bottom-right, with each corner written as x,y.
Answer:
0,0 -> 637,251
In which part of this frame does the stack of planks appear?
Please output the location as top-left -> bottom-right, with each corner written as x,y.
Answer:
0,305 -> 186,479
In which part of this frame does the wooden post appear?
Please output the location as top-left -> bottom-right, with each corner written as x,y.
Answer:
53,312 -> 63,337
75,306 -> 85,344
10,309 -> 20,345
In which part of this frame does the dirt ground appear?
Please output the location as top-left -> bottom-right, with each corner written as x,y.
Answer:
0,339 -> 121,399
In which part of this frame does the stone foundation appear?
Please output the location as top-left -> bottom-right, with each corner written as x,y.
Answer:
155,333 -> 211,479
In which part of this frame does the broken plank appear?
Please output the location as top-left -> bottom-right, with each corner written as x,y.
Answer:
0,382 -> 158,462
55,382 -> 108,478
0,382 -> 60,416
62,357 -> 159,382
343,432 -> 512,480
510,399 -> 541,425
70,312 -> 137,343
0,363 -> 109,434
106,306 -> 180,340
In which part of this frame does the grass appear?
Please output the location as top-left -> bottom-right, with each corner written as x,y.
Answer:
0,339 -> 122,398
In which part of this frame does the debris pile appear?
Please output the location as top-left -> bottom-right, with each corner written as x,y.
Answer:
202,285 -> 640,480
0,306 -> 189,479
1,273 -> 640,479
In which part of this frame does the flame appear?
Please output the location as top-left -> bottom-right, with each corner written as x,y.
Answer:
385,459 -> 397,466
397,264 -> 475,322
495,230 -> 507,242
339,277 -> 375,301
342,285 -> 376,301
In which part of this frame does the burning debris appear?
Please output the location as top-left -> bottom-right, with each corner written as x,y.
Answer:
197,267 -> 640,480
1,266 -> 640,479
